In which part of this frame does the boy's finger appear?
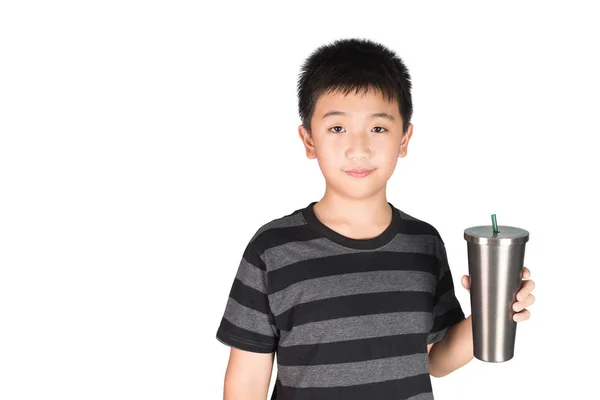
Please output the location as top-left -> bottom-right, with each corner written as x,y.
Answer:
513,309 -> 531,322
517,279 -> 536,301
513,294 -> 535,311
521,267 -> 531,279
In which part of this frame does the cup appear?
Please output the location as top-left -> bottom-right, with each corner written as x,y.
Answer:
464,224 -> 529,362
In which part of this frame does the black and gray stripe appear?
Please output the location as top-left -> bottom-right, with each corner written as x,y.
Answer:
216,202 -> 465,399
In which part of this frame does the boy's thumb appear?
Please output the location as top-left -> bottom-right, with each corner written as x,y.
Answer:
461,275 -> 471,292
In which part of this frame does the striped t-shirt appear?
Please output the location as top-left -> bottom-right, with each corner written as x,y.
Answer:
216,201 -> 465,400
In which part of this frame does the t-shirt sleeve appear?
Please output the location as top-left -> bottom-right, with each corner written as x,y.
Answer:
427,238 -> 466,345
216,237 -> 279,354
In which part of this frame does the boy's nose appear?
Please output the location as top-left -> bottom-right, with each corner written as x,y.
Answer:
345,133 -> 372,161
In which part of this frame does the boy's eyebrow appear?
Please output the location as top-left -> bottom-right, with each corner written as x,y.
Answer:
322,111 -> 395,122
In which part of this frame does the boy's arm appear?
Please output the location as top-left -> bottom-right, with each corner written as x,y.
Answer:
224,348 -> 275,400
427,315 -> 474,378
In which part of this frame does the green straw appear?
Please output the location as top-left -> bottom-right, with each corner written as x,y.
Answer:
491,214 -> 499,233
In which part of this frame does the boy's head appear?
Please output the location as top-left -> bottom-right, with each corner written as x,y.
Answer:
296,38 -> 414,200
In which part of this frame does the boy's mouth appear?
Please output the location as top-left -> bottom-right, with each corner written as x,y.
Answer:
344,168 -> 374,178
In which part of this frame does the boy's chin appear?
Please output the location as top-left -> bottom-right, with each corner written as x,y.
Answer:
329,182 -> 387,200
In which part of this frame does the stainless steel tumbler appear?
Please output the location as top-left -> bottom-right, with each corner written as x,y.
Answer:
464,225 -> 529,362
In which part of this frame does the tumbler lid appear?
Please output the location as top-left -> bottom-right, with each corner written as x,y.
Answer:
464,225 -> 529,245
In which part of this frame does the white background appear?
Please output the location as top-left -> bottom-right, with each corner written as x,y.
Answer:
1,1 -> 598,399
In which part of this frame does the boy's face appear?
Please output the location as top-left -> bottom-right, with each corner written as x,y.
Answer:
298,88 -> 413,200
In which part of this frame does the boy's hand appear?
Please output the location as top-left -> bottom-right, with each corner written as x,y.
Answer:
461,266 -> 535,322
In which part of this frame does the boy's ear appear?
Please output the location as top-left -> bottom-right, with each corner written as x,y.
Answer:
398,123 -> 414,158
298,124 -> 316,159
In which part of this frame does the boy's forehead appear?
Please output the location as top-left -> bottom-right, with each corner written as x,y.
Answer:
314,89 -> 400,118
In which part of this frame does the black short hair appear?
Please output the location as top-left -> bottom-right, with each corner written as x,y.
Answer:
297,37 -> 413,135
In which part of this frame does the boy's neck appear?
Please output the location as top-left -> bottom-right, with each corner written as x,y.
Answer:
313,188 -> 393,237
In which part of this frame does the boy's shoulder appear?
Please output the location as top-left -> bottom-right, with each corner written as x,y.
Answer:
241,205 -> 313,263
247,204 -> 308,244
394,207 -> 444,243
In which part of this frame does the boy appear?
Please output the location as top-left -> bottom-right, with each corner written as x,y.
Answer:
215,38 -> 536,399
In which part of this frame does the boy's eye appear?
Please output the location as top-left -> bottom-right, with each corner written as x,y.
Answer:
330,126 -> 345,134
372,126 -> 387,133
